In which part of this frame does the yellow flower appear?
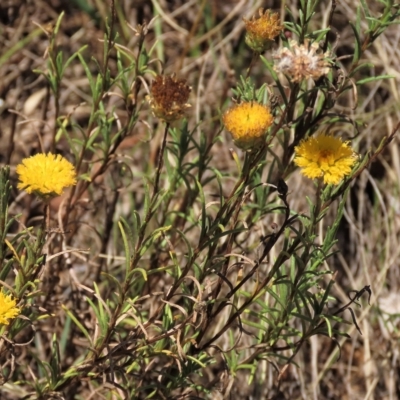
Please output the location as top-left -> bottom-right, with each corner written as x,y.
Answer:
243,8 -> 283,52
0,290 -> 20,325
294,135 -> 357,185
223,102 -> 274,150
147,75 -> 191,123
17,153 -> 77,198
273,40 -> 330,83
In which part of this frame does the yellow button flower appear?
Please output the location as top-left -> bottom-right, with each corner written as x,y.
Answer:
0,290 -> 20,325
16,153 -> 77,198
243,8 -> 283,52
294,135 -> 357,185
223,102 -> 274,150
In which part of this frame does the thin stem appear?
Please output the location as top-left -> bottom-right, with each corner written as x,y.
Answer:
153,123 -> 170,197
246,52 -> 259,79
45,203 -> 50,231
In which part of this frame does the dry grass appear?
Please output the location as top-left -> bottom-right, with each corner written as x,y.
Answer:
0,0 -> 400,399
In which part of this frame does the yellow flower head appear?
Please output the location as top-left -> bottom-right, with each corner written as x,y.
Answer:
223,102 -> 274,150
294,134 -> 357,185
273,40 -> 330,83
16,153 -> 77,198
0,290 -> 20,325
243,8 -> 283,52
147,75 -> 191,123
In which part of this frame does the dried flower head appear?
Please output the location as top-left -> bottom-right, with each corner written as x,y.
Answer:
243,8 -> 283,52
294,134 -> 357,185
0,290 -> 20,325
148,75 -> 191,123
223,102 -> 274,150
16,153 -> 77,198
273,40 -> 330,83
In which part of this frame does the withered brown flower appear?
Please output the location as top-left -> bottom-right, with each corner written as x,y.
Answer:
273,40 -> 330,83
148,75 -> 191,123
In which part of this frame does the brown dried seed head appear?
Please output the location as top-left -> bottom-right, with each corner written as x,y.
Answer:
273,40 -> 330,83
148,75 -> 191,122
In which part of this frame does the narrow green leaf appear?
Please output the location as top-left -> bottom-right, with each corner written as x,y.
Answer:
142,182 -> 151,223
241,318 -> 269,331
320,315 -> 333,337
356,5 -> 361,34
93,282 -> 108,334
61,305 -> 92,345
49,334 -> 60,387
195,179 -> 207,240
53,11 -> 65,35
0,29 -> 42,68
59,315 -> 72,360
101,272 -> 123,295
118,219 -> 131,275
260,55 -> 288,105
171,228 -> 193,261
360,0 -> 372,19
349,22 -> 362,64
77,53 -> 94,93
356,75 -> 394,85
186,355 -> 208,369
126,267 -> 148,283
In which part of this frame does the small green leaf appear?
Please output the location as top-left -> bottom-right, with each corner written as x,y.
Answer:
53,11 -> 65,36
118,218 -> 131,275
260,56 -> 288,105
49,334 -> 61,388
78,53 -> 94,93
360,0 -> 372,20
61,305 -> 92,345
356,74 -> 394,85
349,22 -> 362,64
